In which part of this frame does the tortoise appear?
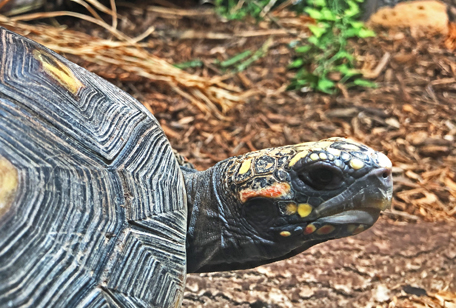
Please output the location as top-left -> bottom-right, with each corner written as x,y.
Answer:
0,26 -> 393,308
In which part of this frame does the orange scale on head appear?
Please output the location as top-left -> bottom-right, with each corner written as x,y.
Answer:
304,224 -> 316,235
239,182 -> 290,203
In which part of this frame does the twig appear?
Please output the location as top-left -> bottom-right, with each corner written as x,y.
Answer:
260,0 -> 278,18
362,52 -> 391,79
273,0 -> 294,13
146,6 -> 214,16
110,0 -> 117,30
0,0 -> 13,11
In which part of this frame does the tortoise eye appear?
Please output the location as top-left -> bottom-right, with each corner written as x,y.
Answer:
299,165 -> 343,190
311,168 -> 334,184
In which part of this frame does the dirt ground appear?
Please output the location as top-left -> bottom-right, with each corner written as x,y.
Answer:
2,1 -> 456,307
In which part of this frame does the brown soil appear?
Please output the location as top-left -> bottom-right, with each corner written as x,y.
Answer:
183,217 -> 456,308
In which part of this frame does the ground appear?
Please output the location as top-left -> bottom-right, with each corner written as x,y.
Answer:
1,1 -> 456,307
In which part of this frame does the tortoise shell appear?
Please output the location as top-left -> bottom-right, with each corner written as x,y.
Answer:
0,27 -> 187,307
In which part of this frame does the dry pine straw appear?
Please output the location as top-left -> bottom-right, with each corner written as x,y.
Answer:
0,4 -> 456,223
0,13 -> 247,117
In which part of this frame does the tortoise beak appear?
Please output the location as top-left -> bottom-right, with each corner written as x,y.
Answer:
314,167 -> 393,226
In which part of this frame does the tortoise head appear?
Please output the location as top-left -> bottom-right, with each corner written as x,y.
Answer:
185,137 -> 393,273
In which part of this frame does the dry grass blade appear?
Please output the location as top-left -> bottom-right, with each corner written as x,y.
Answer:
7,11 -> 130,41
0,16 -> 245,116
70,0 -> 104,22
146,6 -> 214,16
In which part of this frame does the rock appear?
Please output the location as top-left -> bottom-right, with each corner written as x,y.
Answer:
368,0 -> 449,36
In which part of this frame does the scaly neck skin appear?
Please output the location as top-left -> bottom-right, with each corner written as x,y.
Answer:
184,161 -> 281,273
183,160 -> 320,273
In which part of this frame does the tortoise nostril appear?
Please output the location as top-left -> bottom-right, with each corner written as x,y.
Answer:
382,169 -> 391,178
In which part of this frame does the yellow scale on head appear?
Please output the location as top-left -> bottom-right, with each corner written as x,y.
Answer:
238,159 -> 252,175
285,203 -> 297,215
350,158 -> 365,170
288,150 -> 309,167
297,203 -> 312,218
288,139 -> 344,168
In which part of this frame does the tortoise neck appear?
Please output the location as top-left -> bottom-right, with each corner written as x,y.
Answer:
184,159 -> 285,273
183,162 -> 229,273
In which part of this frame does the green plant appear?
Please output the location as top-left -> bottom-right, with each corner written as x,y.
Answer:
289,0 -> 376,93
214,0 -> 300,20
214,0 -> 267,20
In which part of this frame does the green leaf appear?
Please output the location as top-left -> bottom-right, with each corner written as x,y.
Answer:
219,50 -> 252,67
335,64 -> 349,73
354,79 -> 377,88
336,64 -> 359,77
348,21 -> 365,29
307,36 -> 320,46
295,45 -> 312,53
305,8 -> 323,19
320,8 -> 336,21
332,50 -> 354,61
357,28 -> 376,38
289,58 -> 304,68
343,28 -> 359,38
173,60 -> 203,69
308,24 -> 327,38
311,0 -> 327,7
317,78 -> 335,93
344,0 -> 360,17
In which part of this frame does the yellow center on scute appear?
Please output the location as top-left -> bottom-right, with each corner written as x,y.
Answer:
33,50 -> 84,95
288,150 -> 309,167
0,157 -> 18,217
350,158 -> 364,170
286,203 -> 297,215
280,231 -> 291,237
238,159 -> 252,175
297,203 -> 312,218
327,148 -> 341,156
310,153 -> 319,161
314,141 -> 334,149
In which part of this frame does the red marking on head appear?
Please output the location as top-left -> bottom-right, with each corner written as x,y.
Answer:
239,182 -> 290,203
304,225 -> 316,234
317,225 -> 335,235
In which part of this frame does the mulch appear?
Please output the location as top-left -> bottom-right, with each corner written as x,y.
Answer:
62,4 -> 456,223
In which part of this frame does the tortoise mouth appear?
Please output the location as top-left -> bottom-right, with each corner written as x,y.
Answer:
314,208 -> 381,226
